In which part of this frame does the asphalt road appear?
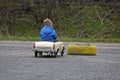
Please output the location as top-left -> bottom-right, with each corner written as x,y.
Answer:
0,41 -> 120,80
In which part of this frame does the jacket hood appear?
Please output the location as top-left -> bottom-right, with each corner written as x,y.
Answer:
42,26 -> 53,35
40,25 -> 57,42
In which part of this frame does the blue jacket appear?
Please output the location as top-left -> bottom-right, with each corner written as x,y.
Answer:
40,25 -> 57,42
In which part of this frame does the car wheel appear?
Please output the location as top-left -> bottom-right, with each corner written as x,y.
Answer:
34,51 -> 38,57
61,46 -> 65,56
54,49 -> 59,57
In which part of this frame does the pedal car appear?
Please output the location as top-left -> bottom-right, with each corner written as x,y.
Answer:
33,41 -> 65,57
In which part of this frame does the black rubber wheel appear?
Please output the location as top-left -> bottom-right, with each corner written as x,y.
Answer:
34,51 -> 38,57
61,47 -> 65,56
54,49 -> 59,58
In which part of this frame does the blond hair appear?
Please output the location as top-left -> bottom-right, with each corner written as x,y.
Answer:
43,18 -> 53,27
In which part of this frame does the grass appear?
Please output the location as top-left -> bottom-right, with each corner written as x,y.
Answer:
60,37 -> 120,43
0,36 -> 120,43
0,36 -> 39,41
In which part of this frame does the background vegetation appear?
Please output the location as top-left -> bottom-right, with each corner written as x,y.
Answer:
0,0 -> 120,40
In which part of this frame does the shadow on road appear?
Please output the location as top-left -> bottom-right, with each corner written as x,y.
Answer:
33,55 -> 64,58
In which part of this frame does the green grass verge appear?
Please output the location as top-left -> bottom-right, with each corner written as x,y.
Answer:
0,36 -> 39,41
0,36 -> 120,43
60,37 -> 120,43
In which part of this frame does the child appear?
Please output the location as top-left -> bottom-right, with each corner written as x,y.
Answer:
40,18 -> 57,42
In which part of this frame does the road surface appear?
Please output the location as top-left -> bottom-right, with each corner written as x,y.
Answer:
0,41 -> 120,80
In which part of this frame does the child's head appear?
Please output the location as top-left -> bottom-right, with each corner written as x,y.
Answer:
43,18 -> 53,27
